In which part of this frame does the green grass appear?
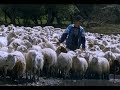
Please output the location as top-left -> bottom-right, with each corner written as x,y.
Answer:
87,24 -> 120,34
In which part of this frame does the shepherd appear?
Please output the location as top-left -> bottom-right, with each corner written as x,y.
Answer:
57,15 -> 86,51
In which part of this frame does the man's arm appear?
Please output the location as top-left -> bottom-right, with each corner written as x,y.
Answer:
59,25 -> 72,43
81,29 -> 86,50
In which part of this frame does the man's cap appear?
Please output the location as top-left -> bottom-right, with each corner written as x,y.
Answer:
73,15 -> 83,21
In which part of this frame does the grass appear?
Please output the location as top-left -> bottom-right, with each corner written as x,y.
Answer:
86,24 -> 120,35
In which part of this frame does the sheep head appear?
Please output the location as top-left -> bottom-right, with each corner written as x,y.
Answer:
5,54 -> 17,70
56,46 -> 67,55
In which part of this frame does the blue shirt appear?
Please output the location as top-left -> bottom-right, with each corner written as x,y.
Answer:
59,24 -> 86,50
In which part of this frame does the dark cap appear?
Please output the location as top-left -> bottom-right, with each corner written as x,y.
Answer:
73,15 -> 83,21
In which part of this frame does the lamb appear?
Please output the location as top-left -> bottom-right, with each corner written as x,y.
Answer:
4,51 -> 26,80
26,50 -> 44,81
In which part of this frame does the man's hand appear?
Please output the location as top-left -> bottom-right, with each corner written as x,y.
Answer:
56,41 -> 60,46
81,48 -> 85,52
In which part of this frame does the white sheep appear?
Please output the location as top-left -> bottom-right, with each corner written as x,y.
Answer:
8,39 -> 24,50
71,55 -> 88,79
0,47 -> 8,52
26,50 -> 44,81
88,55 -> 110,80
4,51 -> 26,80
41,37 -> 56,51
29,45 -> 42,52
41,48 -> 57,77
7,30 -> 17,45
57,52 -> 73,78
0,51 -> 8,77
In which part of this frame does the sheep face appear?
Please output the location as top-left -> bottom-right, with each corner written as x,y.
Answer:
92,56 -> 98,64
5,54 -> 16,70
23,40 -> 32,49
56,46 -> 67,55
17,45 -> 28,53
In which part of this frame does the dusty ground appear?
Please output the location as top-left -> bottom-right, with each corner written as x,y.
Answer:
0,74 -> 120,86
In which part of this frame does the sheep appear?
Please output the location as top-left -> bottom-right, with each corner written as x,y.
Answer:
26,50 -> 44,81
41,37 -> 56,51
88,55 -> 110,80
104,51 -> 120,79
102,40 -> 109,46
7,30 -> 18,45
4,51 -> 26,80
0,51 -> 8,77
99,44 -> 106,50
16,45 -> 28,53
111,47 -> 120,53
41,48 -> 57,77
23,40 -> 33,49
55,45 -> 68,56
0,47 -> 8,52
38,42 -> 46,49
57,52 -> 73,78
113,53 -> 120,75
71,55 -> 88,79
8,39 -> 24,50
103,45 -> 111,52
16,45 -> 28,60
29,45 -> 42,52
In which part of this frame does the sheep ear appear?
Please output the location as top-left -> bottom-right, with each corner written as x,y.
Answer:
73,55 -> 77,58
59,46 -> 61,49
13,55 -> 16,57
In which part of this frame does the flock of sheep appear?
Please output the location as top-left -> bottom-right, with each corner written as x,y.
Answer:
0,24 -> 119,82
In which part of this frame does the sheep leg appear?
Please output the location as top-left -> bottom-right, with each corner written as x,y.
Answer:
30,71 -> 32,80
94,73 -> 100,80
52,67 -> 56,78
69,70 -> 74,79
85,69 -> 92,79
37,70 -> 40,81
114,73 -> 116,79
81,73 -> 84,80
32,69 -> 36,82
49,67 -> 52,77
3,67 -> 7,80
57,69 -> 61,78
63,70 -> 69,79
72,71 -> 77,79
26,71 -> 28,80
104,73 -> 109,80
32,74 -> 35,82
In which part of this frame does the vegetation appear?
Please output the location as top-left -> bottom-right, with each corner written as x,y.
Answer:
0,4 -> 120,34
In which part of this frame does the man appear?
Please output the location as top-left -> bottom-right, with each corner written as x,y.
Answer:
57,15 -> 86,51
